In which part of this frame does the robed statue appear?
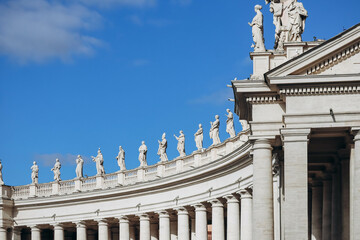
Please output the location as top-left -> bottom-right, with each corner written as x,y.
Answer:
138,141 -> 148,167
91,148 -> 105,175
248,5 -> 266,52
226,109 -> 236,138
31,161 -> 39,184
157,133 -> 168,162
75,155 -> 84,179
0,160 -> 4,185
174,130 -> 186,157
210,115 -> 221,145
194,124 -> 204,151
51,158 -> 61,182
116,146 -> 126,171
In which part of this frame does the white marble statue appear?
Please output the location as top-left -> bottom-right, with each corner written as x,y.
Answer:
51,158 -> 61,182
75,155 -> 84,179
0,160 -> 4,185
266,0 -> 307,50
210,115 -> 221,145
91,148 -> 105,175
31,161 -> 39,184
174,130 -> 186,157
248,5 -> 266,52
226,109 -> 236,138
240,119 -> 250,131
138,141 -> 148,167
116,146 -> 126,171
194,124 -> 204,151
157,133 -> 168,162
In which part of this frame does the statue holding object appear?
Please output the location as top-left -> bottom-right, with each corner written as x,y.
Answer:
174,130 -> 186,157
226,109 -> 236,138
51,158 -> 61,182
194,124 -> 204,151
91,148 -> 105,175
210,115 -> 221,145
116,146 -> 126,171
31,161 -> 39,184
248,5 -> 266,52
138,141 -> 148,167
158,133 -> 168,162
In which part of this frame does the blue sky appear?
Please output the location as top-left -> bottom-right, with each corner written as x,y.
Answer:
0,0 -> 359,186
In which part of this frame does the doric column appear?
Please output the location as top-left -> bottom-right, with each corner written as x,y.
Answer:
311,181 -> 323,240
119,216 -> 130,240
54,223 -> 65,240
30,225 -> 41,240
0,227 -> 7,240
176,207 -> 190,240
331,164 -> 341,240
98,219 -> 109,240
151,222 -> 159,240
341,158 -> 350,240
240,189 -> 252,240
322,177 -> 332,240
252,138 -> 274,240
129,225 -> 136,240
224,194 -> 240,240
281,129 -> 310,240
209,199 -> 224,240
139,214 -> 151,240
351,128 -> 360,240
158,211 -> 170,240
76,221 -> 87,240
12,227 -> 22,240
194,203 -> 207,240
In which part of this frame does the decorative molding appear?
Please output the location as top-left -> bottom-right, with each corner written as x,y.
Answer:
279,85 -> 360,96
246,95 -> 282,104
306,41 -> 360,75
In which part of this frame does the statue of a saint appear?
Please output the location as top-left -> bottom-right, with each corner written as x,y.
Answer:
248,5 -> 266,52
240,119 -> 250,132
174,130 -> 186,157
226,109 -> 236,138
51,158 -> 61,182
138,141 -> 148,167
210,115 -> 221,145
0,160 -> 4,185
288,0 -> 308,42
157,133 -> 168,162
31,161 -> 39,184
91,148 -> 105,175
116,146 -> 126,171
75,155 -> 84,179
194,124 -> 204,151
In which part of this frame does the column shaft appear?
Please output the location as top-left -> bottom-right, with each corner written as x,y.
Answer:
210,199 -> 224,240
252,139 -> 274,240
158,211 -> 170,240
190,217 -> 195,240
76,222 -> 87,240
194,203 -> 207,240
177,208 -> 190,240
0,227 -> 7,240
311,183 -> 323,240
119,216 -> 130,240
140,214 -> 151,240
352,129 -> 360,239
98,220 -> 109,240
240,189 -> 253,240
322,179 -> 332,240
225,194 -> 240,240
331,167 -> 341,240
342,159 -> 350,240
54,224 -> 65,240
31,226 -> 41,240
151,223 -> 159,240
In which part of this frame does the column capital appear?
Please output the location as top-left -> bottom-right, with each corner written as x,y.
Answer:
281,128 -> 311,143
53,223 -> 64,230
137,213 -> 150,221
118,215 -> 129,223
208,198 -> 225,207
174,206 -> 189,215
252,138 -> 273,151
96,218 -> 108,226
192,203 -> 207,211
351,127 -> 360,140
29,225 -> 40,231
156,210 -> 170,218
75,221 -> 87,228
224,194 -> 239,203
238,188 -> 252,199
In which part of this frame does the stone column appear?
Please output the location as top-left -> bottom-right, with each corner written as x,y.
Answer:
341,158 -> 350,240
12,227 -> 22,240
76,221 -> 87,240
54,223 -> 65,240
119,216 -> 130,240
190,216 -> 195,240
240,189 -> 252,240
350,144 -> 355,240
31,226 -> 41,240
177,207 -> 190,240
224,194 -> 240,240
351,128 -> 360,240
311,181 -> 323,240
98,219 -> 109,240
322,177 -> 332,240
151,222 -> 159,240
158,211 -> 171,240
281,129 -> 310,240
210,199 -> 224,240
139,214 -> 151,240
252,138 -> 274,240
194,203 -> 207,240
0,227 -> 7,240
331,164 -> 341,240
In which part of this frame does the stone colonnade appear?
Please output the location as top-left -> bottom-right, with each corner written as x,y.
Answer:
9,190 -> 253,240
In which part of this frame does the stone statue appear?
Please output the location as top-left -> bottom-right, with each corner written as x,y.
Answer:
265,0 -> 307,50
210,115 -> 221,145
226,109 -> 236,138
91,148 -> 105,175
174,130 -> 186,157
116,146 -> 126,171
248,5 -> 266,52
240,119 -> 250,132
51,158 -> 61,182
75,155 -> 84,179
31,161 -> 39,184
138,141 -> 148,167
194,124 -> 204,151
157,133 -> 168,162
0,160 -> 4,185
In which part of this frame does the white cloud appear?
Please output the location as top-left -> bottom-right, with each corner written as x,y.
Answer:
0,0 -> 103,63
188,88 -> 233,106
34,153 -> 91,167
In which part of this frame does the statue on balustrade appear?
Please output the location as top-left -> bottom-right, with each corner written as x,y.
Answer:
194,124 -> 204,151
210,115 -> 221,145
91,148 -> 105,175
240,119 -> 250,132
138,141 -> 148,167
51,158 -> 61,182
158,133 -> 168,162
226,109 -> 236,138
75,155 -> 84,179
116,146 -> 126,171
248,5 -> 266,52
31,161 -> 39,184
174,130 -> 186,157
0,160 -> 4,185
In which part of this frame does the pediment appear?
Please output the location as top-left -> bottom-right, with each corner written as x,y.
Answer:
266,23 -> 360,78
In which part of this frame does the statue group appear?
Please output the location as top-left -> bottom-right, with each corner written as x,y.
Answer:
249,0 -> 308,52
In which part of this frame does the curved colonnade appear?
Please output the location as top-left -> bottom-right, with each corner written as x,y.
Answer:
0,130 -> 259,240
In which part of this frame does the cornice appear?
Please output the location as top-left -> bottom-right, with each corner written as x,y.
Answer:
246,95 -> 282,104
279,85 -> 360,96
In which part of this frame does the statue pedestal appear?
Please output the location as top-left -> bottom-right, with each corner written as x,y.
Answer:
284,42 -> 307,60
29,184 -> 37,197
250,52 -> 272,80
75,178 -> 82,192
117,171 -> 125,186
137,167 -> 145,182
96,175 -> 104,189
157,163 -> 165,178
176,159 -> 184,173
52,181 -> 60,195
